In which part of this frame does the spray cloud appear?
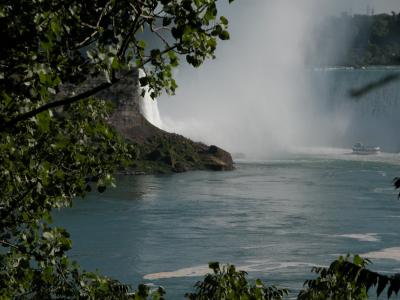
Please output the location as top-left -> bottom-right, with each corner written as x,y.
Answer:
157,0 -> 400,157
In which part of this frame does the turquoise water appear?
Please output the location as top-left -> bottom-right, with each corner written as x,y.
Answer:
55,150 -> 400,298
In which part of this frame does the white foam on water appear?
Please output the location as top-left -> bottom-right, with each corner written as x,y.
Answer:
314,66 -> 355,71
373,187 -> 394,194
333,233 -> 380,242
143,261 -> 323,280
143,265 -> 210,280
234,147 -> 400,169
243,261 -> 324,273
292,146 -> 350,156
362,247 -> 400,261
289,147 -> 400,166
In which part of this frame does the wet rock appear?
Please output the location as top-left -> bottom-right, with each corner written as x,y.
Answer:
172,162 -> 189,173
207,145 -> 234,170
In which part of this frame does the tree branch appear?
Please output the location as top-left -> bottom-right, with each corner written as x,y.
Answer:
97,0 -> 113,28
0,239 -> 19,249
74,0 -> 113,49
150,24 -> 171,48
0,72 -> 129,131
349,73 -> 400,98
75,30 -> 99,49
117,13 -> 142,59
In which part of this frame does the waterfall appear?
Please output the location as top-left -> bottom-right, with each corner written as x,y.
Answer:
138,69 -> 163,129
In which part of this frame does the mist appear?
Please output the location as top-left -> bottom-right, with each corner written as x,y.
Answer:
158,0 -> 400,158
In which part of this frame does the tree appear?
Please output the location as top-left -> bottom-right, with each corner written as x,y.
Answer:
0,0 -> 233,298
299,255 -> 400,299
185,262 -> 289,300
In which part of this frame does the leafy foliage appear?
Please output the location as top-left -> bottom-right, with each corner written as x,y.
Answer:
299,255 -> 400,299
185,262 -> 289,300
393,177 -> 400,198
0,0 -> 233,298
0,0 -> 233,130
299,255 -> 370,300
0,98 -> 134,298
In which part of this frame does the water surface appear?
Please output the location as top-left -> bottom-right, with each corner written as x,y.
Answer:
55,150 -> 400,298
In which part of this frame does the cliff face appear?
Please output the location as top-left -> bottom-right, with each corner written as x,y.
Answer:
88,69 -> 234,173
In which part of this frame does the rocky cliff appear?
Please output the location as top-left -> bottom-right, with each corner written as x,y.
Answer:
86,69 -> 234,174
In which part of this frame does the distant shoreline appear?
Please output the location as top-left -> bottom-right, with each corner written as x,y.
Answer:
311,65 -> 400,71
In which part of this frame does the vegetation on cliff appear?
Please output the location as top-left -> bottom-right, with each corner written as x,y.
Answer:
309,12 -> 400,67
125,134 -> 234,174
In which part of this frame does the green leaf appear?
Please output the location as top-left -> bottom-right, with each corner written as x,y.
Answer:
209,262 -> 220,272
97,185 -> 106,193
43,231 -> 54,240
220,16 -> 228,25
162,18 -> 172,27
219,30 -> 230,40
353,254 -> 363,266
139,40 -> 146,49
50,19 -> 60,34
377,276 -> 389,296
111,57 -> 120,69
36,111 -> 51,132
139,77 -> 148,86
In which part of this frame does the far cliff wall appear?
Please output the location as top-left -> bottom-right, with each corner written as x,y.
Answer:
97,69 -> 143,137
61,69 -> 162,142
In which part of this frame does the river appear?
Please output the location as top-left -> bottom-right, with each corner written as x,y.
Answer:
55,149 -> 400,298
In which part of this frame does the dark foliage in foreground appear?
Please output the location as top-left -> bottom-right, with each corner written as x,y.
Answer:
0,0 -> 233,298
186,262 -> 289,300
189,257 -> 400,300
299,255 -> 400,299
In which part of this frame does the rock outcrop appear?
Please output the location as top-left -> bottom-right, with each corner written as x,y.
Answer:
82,69 -> 233,174
126,134 -> 233,174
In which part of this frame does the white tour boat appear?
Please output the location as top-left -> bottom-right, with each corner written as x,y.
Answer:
352,142 -> 381,155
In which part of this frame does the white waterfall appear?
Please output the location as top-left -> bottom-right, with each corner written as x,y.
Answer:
138,69 -> 163,129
